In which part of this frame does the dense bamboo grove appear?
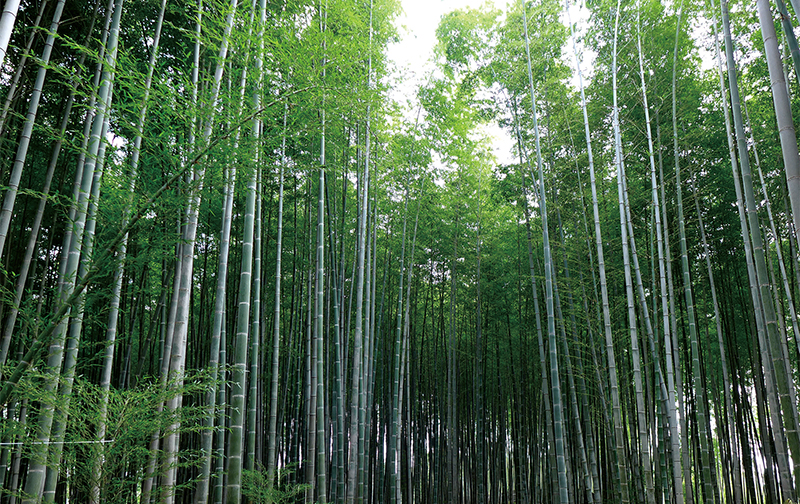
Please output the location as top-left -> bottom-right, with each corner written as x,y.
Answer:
1,0 -> 800,502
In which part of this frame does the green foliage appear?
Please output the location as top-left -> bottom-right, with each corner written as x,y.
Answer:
435,6 -> 500,77
241,463 -> 310,504
5,0 -> 800,500
0,368 -> 218,503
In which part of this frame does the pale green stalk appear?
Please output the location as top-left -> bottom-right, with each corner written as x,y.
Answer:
391,170 -> 410,504
267,103 -> 288,484
313,4 -> 328,498
195,159 -> 235,503
720,0 -> 800,496
346,6 -> 373,496
634,5 -> 683,500
0,0 -> 20,70
745,99 -> 800,387
671,4 -> 716,500
520,1 -> 567,500
712,0 -> 764,499
246,0 -> 267,474
20,2 -> 117,500
44,95 -> 114,503
0,44 -> 86,367
0,0 -> 65,262
566,1 -> 628,498
0,0 -> 47,138
757,0 -> 800,307
91,2 -> 167,500
613,33 -> 653,504
162,1 -> 238,500
227,90 -> 259,504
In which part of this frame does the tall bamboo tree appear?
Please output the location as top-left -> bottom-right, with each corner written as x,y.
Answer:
0,0 -> 66,261
520,1 -> 568,501
20,1 -> 119,500
0,0 -> 19,70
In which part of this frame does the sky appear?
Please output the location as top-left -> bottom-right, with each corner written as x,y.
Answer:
384,0 -> 603,167
387,0 -> 489,75
386,0 -> 517,165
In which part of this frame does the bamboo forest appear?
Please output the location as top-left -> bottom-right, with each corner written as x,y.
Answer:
3,0 -> 800,501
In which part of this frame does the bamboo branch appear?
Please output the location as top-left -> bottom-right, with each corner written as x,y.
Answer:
0,88 -> 312,407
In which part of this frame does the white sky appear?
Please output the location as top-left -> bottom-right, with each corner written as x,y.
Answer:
385,0 -> 594,166
387,0 -> 503,74
386,0 -> 517,165
384,0 -> 717,174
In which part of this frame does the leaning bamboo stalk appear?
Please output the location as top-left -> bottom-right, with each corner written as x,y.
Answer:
54,0 -> 115,305
91,2 -> 167,500
44,91 -> 114,503
614,62 -> 654,504
0,0 -> 66,262
194,143 -> 237,503
246,0 -> 267,475
744,98 -> 800,370
689,163 -> 741,503
195,15 -> 252,502
160,0 -> 238,500
0,89 -> 304,412
610,2 -> 638,502
0,44 -> 88,367
671,3 -> 716,500
633,5 -> 684,501
267,103 -> 288,485
509,94 -> 557,496
140,241 -> 182,504
0,0 -> 48,138
192,2 -> 229,500
711,3 -> 746,500
720,0 -> 800,496
756,0 -> 800,289
346,8 -> 373,497
551,251 -> 594,504
216,10 -> 262,495
0,0 -> 20,70
565,1 -> 628,498
745,99 -> 800,474
520,1 -> 567,499
20,1 -> 118,500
